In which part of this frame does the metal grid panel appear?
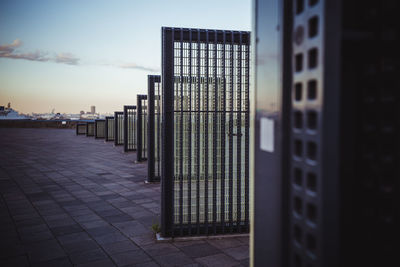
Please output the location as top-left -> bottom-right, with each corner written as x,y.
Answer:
86,122 -> 95,137
161,27 -> 250,237
123,106 -> 137,151
76,123 -> 86,135
105,116 -> 115,141
114,112 -> 124,146
95,119 -> 105,139
137,95 -> 148,161
147,75 -> 162,182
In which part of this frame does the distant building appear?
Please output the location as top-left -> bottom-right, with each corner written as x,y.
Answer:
91,106 -> 96,114
80,110 -> 85,115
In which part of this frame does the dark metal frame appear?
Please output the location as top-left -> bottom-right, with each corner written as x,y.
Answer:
105,116 -> 115,141
86,121 -> 95,137
147,75 -> 162,182
123,105 -> 137,152
161,27 -> 251,237
94,119 -> 105,139
114,112 -> 124,146
76,123 -> 86,135
137,95 -> 147,162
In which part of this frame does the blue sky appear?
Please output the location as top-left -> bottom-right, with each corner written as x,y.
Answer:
0,0 -> 251,114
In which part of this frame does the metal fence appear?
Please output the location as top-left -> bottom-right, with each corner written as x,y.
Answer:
137,95 -> 148,162
76,123 -> 86,135
114,112 -> 124,146
147,75 -> 162,182
95,119 -> 105,139
161,27 -> 250,237
86,121 -> 95,137
123,105 -> 137,152
105,116 -> 115,141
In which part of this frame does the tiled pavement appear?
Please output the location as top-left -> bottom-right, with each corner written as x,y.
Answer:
0,128 -> 249,267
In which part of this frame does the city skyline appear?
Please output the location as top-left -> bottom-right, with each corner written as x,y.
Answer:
0,0 -> 251,114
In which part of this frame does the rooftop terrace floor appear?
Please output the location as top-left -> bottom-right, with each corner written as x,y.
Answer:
0,128 -> 249,267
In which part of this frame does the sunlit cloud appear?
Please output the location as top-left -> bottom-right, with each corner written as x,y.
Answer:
0,39 -> 79,65
118,63 -> 159,72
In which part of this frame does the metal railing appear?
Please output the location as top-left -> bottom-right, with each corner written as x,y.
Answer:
86,121 -> 95,137
147,75 -> 162,182
114,112 -> 124,146
161,27 -> 250,237
123,105 -> 137,152
95,119 -> 105,139
137,95 -> 148,161
76,123 -> 87,135
105,116 -> 115,141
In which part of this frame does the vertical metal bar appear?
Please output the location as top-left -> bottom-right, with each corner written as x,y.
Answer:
196,29 -> 201,235
212,30 -> 218,234
148,76 -> 155,182
124,107 -> 128,151
237,32 -> 242,233
244,34 -> 250,232
229,31 -> 234,233
137,98 -> 143,160
179,29 -> 184,236
115,112 -> 119,146
204,30 -> 209,235
161,27 -> 175,237
221,31 -> 226,234
188,30 -> 192,236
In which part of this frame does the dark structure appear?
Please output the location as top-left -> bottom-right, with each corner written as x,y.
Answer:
94,119 -> 105,139
252,1 -> 399,267
137,95 -> 148,162
86,121 -> 94,137
76,123 -> 86,135
105,116 -> 115,141
114,112 -> 124,146
147,75 -> 162,182
123,105 -> 137,152
161,27 -> 250,237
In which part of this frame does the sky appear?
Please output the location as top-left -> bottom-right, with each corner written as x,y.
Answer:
0,0 -> 251,114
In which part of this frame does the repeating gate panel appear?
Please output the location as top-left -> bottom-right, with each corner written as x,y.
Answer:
86,122 -> 95,137
105,116 -> 115,141
114,112 -> 124,146
123,106 -> 137,151
95,119 -> 105,139
161,27 -> 250,237
137,95 -> 148,161
147,75 -> 162,182
76,123 -> 86,135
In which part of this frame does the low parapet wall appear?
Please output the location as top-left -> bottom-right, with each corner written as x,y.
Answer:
0,120 -> 91,129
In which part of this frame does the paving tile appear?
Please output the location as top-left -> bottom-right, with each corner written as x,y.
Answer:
69,248 -> 109,265
30,257 -> 73,267
113,220 -> 149,237
222,245 -> 249,261
76,258 -> 116,267
0,255 -> 29,267
206,238 -> 243,249
92,231 -> 128,245
194,253 -> 239,267
101,240 -> 139,255
61,239 -> 100,254
50,224 -> 83,236
57,231 -> 92,245
142,243 -> 180,257
25,239 -> 66,263
110,250 -> 152,266
179,243 -> 219,258
153,251 -> 194,267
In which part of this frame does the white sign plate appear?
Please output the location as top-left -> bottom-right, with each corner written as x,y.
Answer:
260,117 -> 274,152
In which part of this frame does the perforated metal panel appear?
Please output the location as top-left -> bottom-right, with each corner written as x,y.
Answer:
105,116 -> 115,141
114,112 -> 124,146
147,75 -> 162,182
123,106 -> 137,151
76,123 -> 86,135
86,122 -> 95,137
161,27 -> 250,237
137,95 -> 148,161
95,119 -> 105,139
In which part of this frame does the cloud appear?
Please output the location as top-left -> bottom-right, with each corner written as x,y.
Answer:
55,53 -> 79,65
0,39 -> 79,65
118,63 -> 159,72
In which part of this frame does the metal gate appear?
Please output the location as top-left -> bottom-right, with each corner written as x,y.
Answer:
76,123 -> 86,135
114,112 -> 124,146
86,121 -> 95,137
161,27 -> 250,237
137,95 -> 148,162
123,105 -> 137,152
105,116 -> 115,141
147,75 -> 162,182
95,119 -> 105,139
